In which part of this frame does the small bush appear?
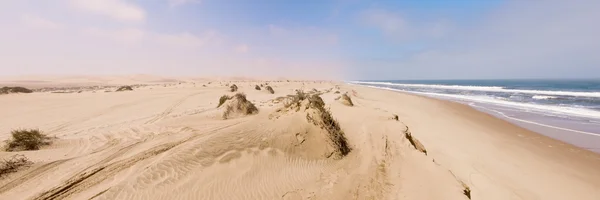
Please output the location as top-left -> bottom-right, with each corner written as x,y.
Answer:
6,129 -> 50,151
255,85 -> 261,90
392,114 -> 399,121
284,90 -> 309,109
0,155 -> 32,178
116,86 -> 133,92
222,93 -> 258,119
0,87 -> 33,94
218,95 -> 230,108
230,84 -> 238,92
266,86 -> 274,94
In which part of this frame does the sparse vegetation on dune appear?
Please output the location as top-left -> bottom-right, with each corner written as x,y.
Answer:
116,86 -> 133,92
281,90 -> 351,158
0,87 -> 33,94
334,91 -> 340,94
307,95 -> 351,157
222,93 -> 258,119
392,114 -> 399,121
266,86 -> 274,94
0,154 -> 32,178
255,85 -> 261,90
218,95 -> 230,108
230,84 -> 238,92
5,129 -> 51,151
340,93 -> 354,106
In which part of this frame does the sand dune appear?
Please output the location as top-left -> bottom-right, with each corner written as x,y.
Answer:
1,80 -> 599,199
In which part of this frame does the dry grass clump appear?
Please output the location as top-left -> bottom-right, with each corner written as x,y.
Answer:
5,129 -> 51,151
222,93 -> 259,119
265,86 -> 274,94
230,84 -> 238,92
282,90 -> 311,111
277,90 -> 351,158
306,95 -> 351,157
0,154 -> 32,178
334,91 -> 340,94
0,87 -> 33,94
217,95 -> 231,108
392,114 -> 399,121
339,93 -> 354,106
116,86 -> 133,92
255,85 -> 261,90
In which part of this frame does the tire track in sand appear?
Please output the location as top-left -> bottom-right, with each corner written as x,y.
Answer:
144,92 -> 203,124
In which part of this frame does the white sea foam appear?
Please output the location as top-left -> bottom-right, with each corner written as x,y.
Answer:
355,84 -> 600,119
351,81 -> 600,98
532,95 -> 558,100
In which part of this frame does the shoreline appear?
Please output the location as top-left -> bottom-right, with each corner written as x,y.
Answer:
347,83 -> 600,199
353,83 -> 600,154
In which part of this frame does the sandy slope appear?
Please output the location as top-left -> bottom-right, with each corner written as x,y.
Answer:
0,80 -> 598,200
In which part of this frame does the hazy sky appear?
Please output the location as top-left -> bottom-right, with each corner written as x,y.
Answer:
0,0 -> 598,80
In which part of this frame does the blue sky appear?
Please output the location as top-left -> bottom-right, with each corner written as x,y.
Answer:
0,0 -> 598,80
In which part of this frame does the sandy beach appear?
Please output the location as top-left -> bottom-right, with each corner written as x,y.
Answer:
1,78 -> 600,200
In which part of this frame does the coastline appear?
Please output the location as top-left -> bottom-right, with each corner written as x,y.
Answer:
352,82 -> 600,153
348,83 -> 600,200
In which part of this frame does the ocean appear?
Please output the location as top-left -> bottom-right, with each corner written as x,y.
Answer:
351,79 -> 600,152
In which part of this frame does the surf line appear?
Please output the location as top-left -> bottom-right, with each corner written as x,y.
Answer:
470,104 -> 600,137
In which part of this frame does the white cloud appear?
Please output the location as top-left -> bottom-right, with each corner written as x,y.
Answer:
234,44 -> 248,53
70,0 -> 145,22
84,27 -> 145,43
21,14 -> 62,29
168,0 -> 200,7
154,31 -> 219,48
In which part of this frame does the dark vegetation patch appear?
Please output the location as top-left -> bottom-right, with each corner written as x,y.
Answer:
0,87 -> 33,94
230,84 -> 238,92
218,95 -> 230,108
265,86 -> 274,94
255,85 -> 261,90
5,129 -> 52,151
115,86 -> 133,92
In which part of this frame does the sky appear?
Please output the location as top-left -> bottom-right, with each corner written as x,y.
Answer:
0,0 -> 599,80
